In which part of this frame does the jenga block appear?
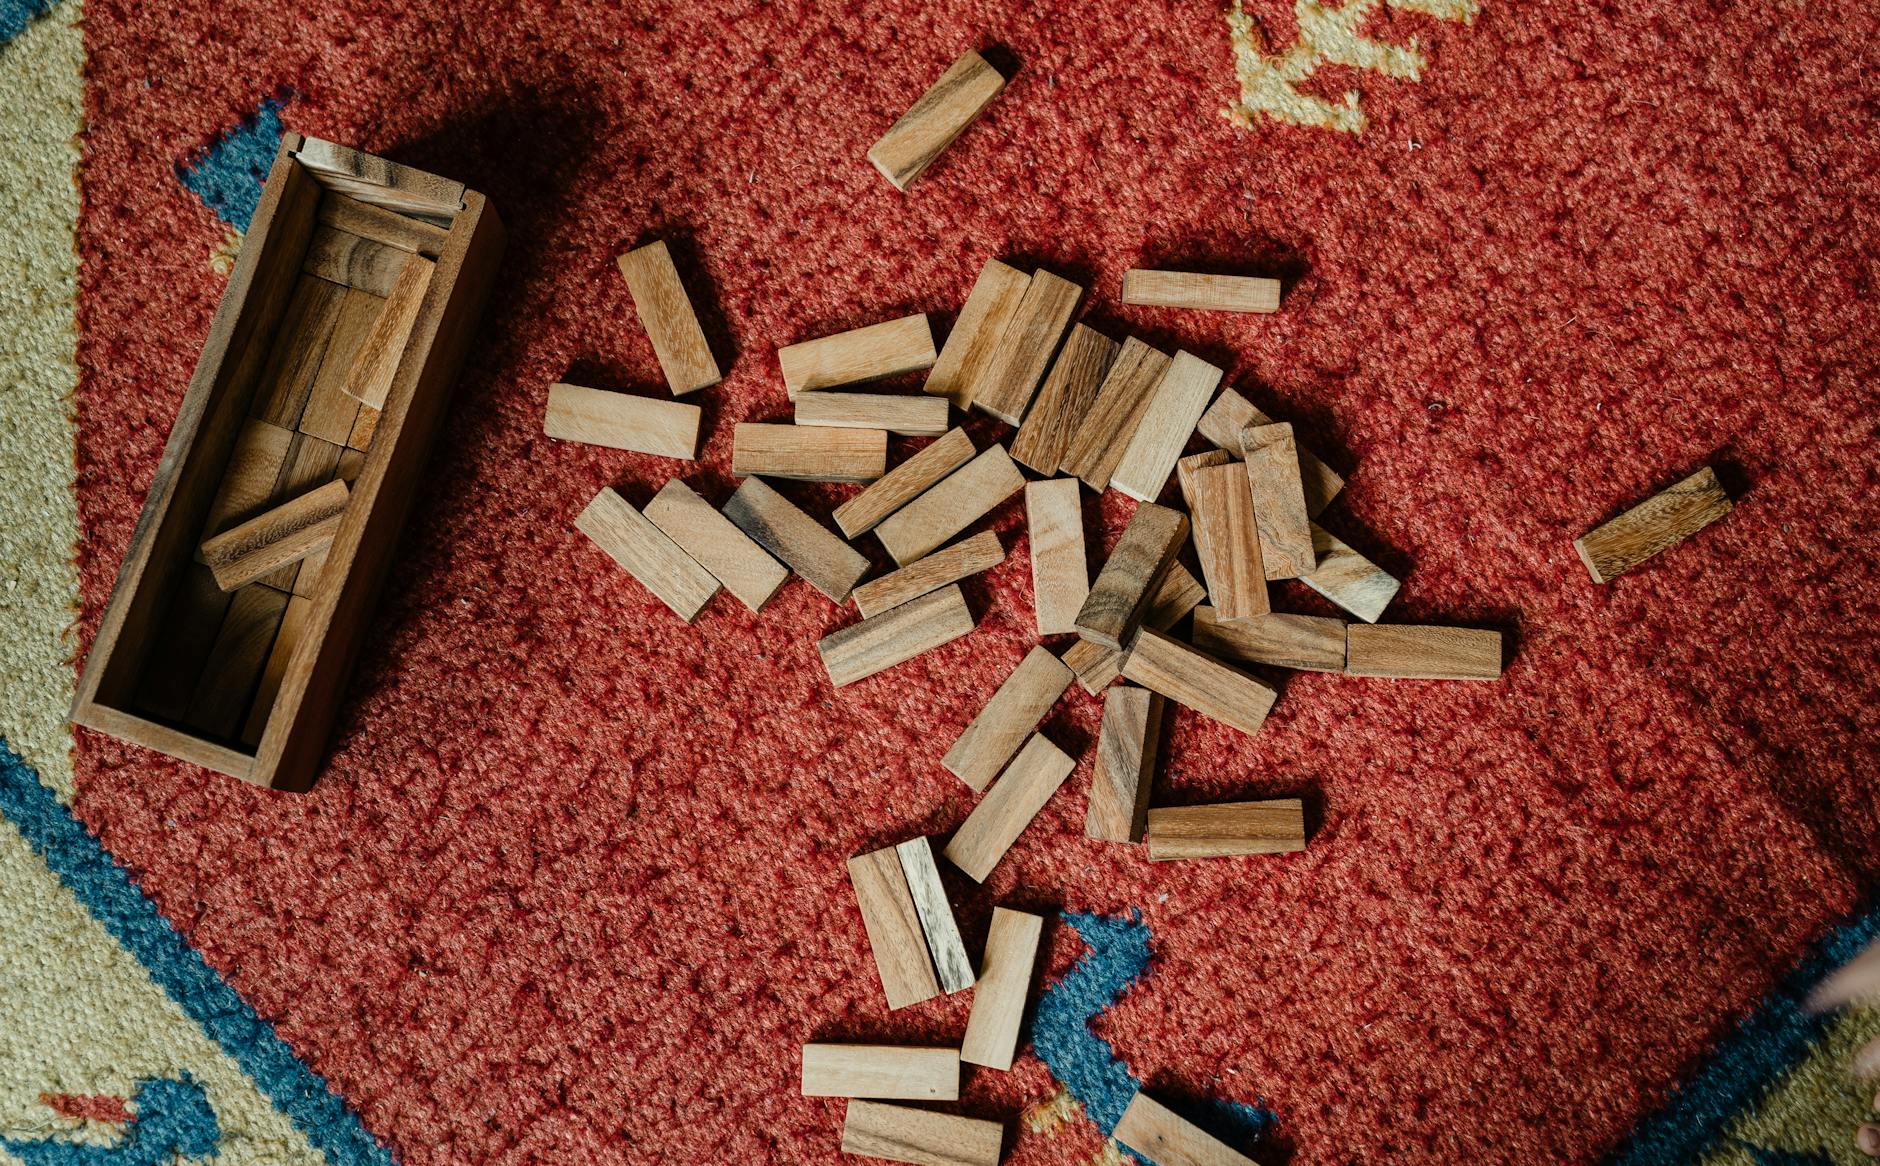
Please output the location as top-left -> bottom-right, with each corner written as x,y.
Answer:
867,49 -> 1008,190
1193,607 -> 1347,673
1240,423 -> 1314,578
575,487 -> 721,621
874,444 -> 1025,566
1120,628 -> 1277,738
544,383 -> 701,459
942,734 -> 1075,882
1121,269 -> 1281,314
1011,324 -> 1120,474
1064,561 -> 1206,693
336,446 -> 365,483
942,646 -> 1074,792
342,251 -> 434,408
1346,624 -> 1503,680
926,259 -> 1030,410
1059,338 -> 1174,490
316,190 -> 449,256
184,583 -> 293,739
616,239 -> 721,395
801,1043 -> 960,1100
1573,466 -> 1733,583
1025,478 -> 1087,635
960,907 -> 1044,1070
779,314 -> 935,398
731,423 -> 887,482
819,585 -> 976,687
347,402 -> 380,450
1197,388 -> 1344,517
970,270 -> 1083,425
200,480 -> 350,592
1113,1091 -> 1259,1166
723,477 -> 870,602
833,427 -> 977,538
1299,523 -> 1400,623
846,847 -> 942,1010
794,391 -> 951,436
199,419 -> 295,546
249,275 -> 348,429
643,480 -> 789,612
852,531 -> 1003,619
1175,447 -> 1233,601
895,837 -> 974,993
296,286 -> 380,444
265,433 -> 348,593
842,1100 -> 1003,1166
1074,502 -> 1189,651
1146,800 -> 1307,861
1187,461 -> 1270,619
1110,351 -> 1224,501
301,226 -> 407,296
1085,685 -> 1164,843
240,593 -> 314,747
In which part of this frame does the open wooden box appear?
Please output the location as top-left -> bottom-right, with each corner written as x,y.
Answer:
72,134 -> 504,792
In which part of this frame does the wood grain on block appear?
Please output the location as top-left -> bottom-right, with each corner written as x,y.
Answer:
1114,1091 -> 1259,1166
296,286 -> 380,444
1345,624 -> 1504,680
841,1100 -> 1003,1166
874,443 -> 1024,566
240,593 -> 313,747
794,391 -> 950,436
845,847 -> 941,1010
346,402 -> 379,450
543,384 -> 701,459
1573,466 -> 1733,583
1085,685 -> 1165,843
248,274 -> 348,429
574,487 -> 720,621
1241,423 -> 1315,578
925,259 -> 1029,409
1011,324 -> 1120,474
867,49 -> 1007,190
1299,523 -> 1400,622
1111,350 -> 1224,501
1059,338 -> 1174,489
616,239 -> 721,395
1146,800 -> 1307,861
1121,269 -> 1281,314
183,583 -> 293,739
942,646 -> 1074,793
819,585 -> 975,687
199,419 -> 294,546
800,1043 -> 960,1100
301,226 -> 407,296
294,136 -> 466,216
852,531 -> 1003,619
1175,447 -> 1233,601
258,432 -> 346,593
1193,607 -> 1347,673
971,270 -> 1083,425
133,565 -> 232,722
833,427 -> 976,538
1196,388 -> 1344,517
1026,478 -> 1087,635
779,314 -> 935,398
200,480 -> 350,592
960,907 -> 1043,1070
1074,502 -> 1189,651
731,423 -> 887,482
341,251 -> 434,408
1064,561 -> 1205,693
894,837 -> 974,993
316,190 -> 450,256
943,734 -> 1075,882
643,479 -> 788,612
1187,461 -> 1270,619
722,477 -> 870,602
1121,628 -> 1278,738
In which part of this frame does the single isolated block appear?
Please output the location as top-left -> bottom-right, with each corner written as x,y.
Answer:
1345,624 -> 1503,681
616,239 -> 720,395
574,487 -> 720,621
1146,800 -> 1307,861
867,49 -> 1008,190
1113,1090 -> 1260,1166
942,645 -> 1075,792
543,383 -> 701,459
1085,685 -> 1165,844
842,1100 -> 1004,1166
779,313 -> 936,397
1122,269 -> 1282,314
818,585 -> 976,687
800,1043 -> 960,1100
943,735 -> 1076,882
960,907 -> 1044,1070
1573,465 -> 1733,583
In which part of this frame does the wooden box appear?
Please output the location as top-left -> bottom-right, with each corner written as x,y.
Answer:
71,134 -> 504,791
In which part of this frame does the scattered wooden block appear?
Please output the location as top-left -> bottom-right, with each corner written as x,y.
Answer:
1298,523 -> 1400,622
1059,338 -> 1174,490
1122,269 -> 1281,314
184,583 -> 293,739
295,137 -> 466,217
1573,466 -> 1733,583
200,480 -> 351,592
874,443 -> 1025,566
841,1100 -> 1003,1166
794,391 -> 950,436
616,239 -> 720,395
1113,1091 -> 1259,1166
1074,502 -> 1189,650
1345,624 -> 1503,680
1064,561 -> 1206,693
240,593 -> 313,746
316,190 -> 449,256
1146,800 -> 1307,861
1011,324 -> 1120,474
342,251 -> 434,408
960,907 -> 1043,1070
1111,350 -> 1224,501
895,838 -> 974,993
731,422 -> 887,482
1085,685 -> 1165,843
971,270 -> 1084,425
643,479 -> 789,613
296,286 -> 379,444
801,1043 -> 960,1100
942,646 -> 1074,792
723,477 -> 870,602
1120,628 -> 1278,738
853,530 -> 1004,619
819,585 -> 976,687
249,275 -> 348,429
1240,423 -> 1315,578
1197,388 -> 1344,517
833,427 -> 977,538
1025,478 -> 1087,636
1187,461 -> 1270,620
1175,447 -> 1233,602
846,846 -> 942,1010
942,734 -> 1075,882
924,259 -> 1030,409
543,383 -> 701,459
779,314 -> 935,398
347,402 -> 380,450
575,487 -> 721,620
1193,607 -> 1347,673
867,49 -> 1008,190
302,227 -> 406,297
199,419 -> 295,547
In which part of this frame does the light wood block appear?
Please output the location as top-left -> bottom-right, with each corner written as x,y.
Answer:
616,239 -> 721,395
801,1043 -> 960,1100
294,137 -> 466,217
296,286 -> 380,444
1025,478 -> 1087,636
184,583 -> 293,739
1114,1091 -> 1259,1166
342,251 -> 434,408
779,314 -> 935,398
544,383 -> 701,459
1574,466 -> 1733,583
1059,338 -> 1173,490
723,477 -> 870,602
867,49 -> 1007,190
347,401 -> 380,450
1074,502 -> 1189,651
1122,269 -> 1281,314
1120,628 -> 1277,738
1346,624 -> 1503,681
575,487 -> 720,621
1197,388 -> 1343,517
200,480 -> 350,592
841,1100 -> 1003,1166
971,270 -> 1083,425
302,226 -> 406,296
819,585 -> 975,687
199,419 -> 295,547
1175,447 -> 1233,603
732,423 -> 886,482
1011,324 -> 1120,475
960,907 -> 1043,1070
1085,685 -> 1164,843
853,531 -> 1003,619
1240,423 -> 1314,578
895,837 -> 974,993
925,259 -> 1030,409
874,444 -> 1025,566
1064,561 -> 1205,693
846,847 -> 942,1010
1299,523 -> 1400,622
240,594 -> 313,747
943,646 -> 1074,792
643,480 -> 789,613
794,391 -> 950,436
1193,607 -> 1347,673
943,734 -> 1075,882
1187,461 -> 1270,619
1111,351 -> 1224,501
249,274 -> 348,429
834,427 -> 977,538
1146,800 -> 1307,861
317,190 -> 450,256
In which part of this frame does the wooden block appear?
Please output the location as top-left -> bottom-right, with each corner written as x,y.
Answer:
723,477 -> 870,602
1074,502 -> 1189,651
959,907 -> 1044,1070
794,391 -> 950,436
1025,478 -> 1087,636
1193,607 -> 1347,673
248,274 -> 348,429
1299,523 -> 1400,623
241,594 -> 313,746
801,1043 -> 960,1100
1239,423 -> 1314,578
265,435 -> 345,598
643,479 -> 789,613
184,582 -> 293,739
924,259 -> 1030,409
1059,338 -> 1173,490
341,251 -> 434,408
1573,466 -> 1733,583
1187,461 -> 1270,620
846,846 -> 942,1010
942,734 -> 1075,882
335,446 -> 365,483
868,49 -> 1007,190
1113,1091 -> 1258,1166
731,423 -> 886,483
294,137 -> 466,217
1011,324 -> 1119,474
874,444 -> 1025,566
346,402 -> 380,450
834,427 -> 977,538
200,480 -> 350,592
317,190 -> 450,256
544,383 -> 701,459
1146,800 -> 1307,861
199,419 -> 295,545
574,487 -> 720,621
301,226 -> 407,296
841,1100 -> 1003,1166
1085,685 -> 1164,843
852,530 -> 1003,619
1064,561 -> 1206,694
819,585 -> 975,687
1120,628 -> 1278,738
1122,269 -> 1281,314
1175,447 -> 1233,602
1345,624 -> 1503,681
779,314 -> 935,398
1196,388 -> 1343,517
894,838 -> 974,993
134,565 -> 233,722
970,270 -> 1083,426
942,646 -> 1074,792
296,286 -> 380,444
616,239 -> 721,395
1110,351 -> 1224,502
